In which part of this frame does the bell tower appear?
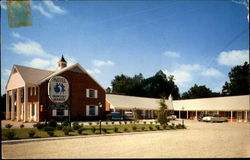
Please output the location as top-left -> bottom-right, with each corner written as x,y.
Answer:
57,55 -> 67,70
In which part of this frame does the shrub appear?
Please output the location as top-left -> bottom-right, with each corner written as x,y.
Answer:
73,122 -> 80,130
114,127 -> 119,133
124,121 -> 127,124
149,126 -> 153,130
150,122 -> 153,125
62,126 -> 73,135
5,130 -> 15,139
62,120 -> 70,127
56,125 -> 63,130
105,121 -> 109,125
92,127 -> 96,133
77,128 -> 84,134
111,121 -> 115,125
43,126 -> 54,132
89,122 -> 92,126
102,128 -> 107,133
130,121 -> 133,124
141,127 -> 145,131
20,124 -> 24,128
156,125 -> 160,130
119,121 -> 122,125
143,121 -> 146,124
34,123 -> 45,130
124,128 -> 128,132
132,126 -> 137,131
47,131 -> 54,137
5,124 -> 13,129
28,130 -> 36,138
155,121 -> 158,124
48,119 -> 57,128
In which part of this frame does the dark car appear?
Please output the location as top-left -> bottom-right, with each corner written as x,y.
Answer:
111,112 -> 123,121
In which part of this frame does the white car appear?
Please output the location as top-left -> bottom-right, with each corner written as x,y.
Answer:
202,114 -> 228,122
168,115 -> 177,120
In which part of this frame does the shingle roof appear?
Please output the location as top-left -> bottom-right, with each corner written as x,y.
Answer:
106,94 -> 174,110
15,65 -> 54,84
173,95 -> 250,111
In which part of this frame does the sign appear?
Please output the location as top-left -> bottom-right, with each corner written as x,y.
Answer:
48,76 -> 69,103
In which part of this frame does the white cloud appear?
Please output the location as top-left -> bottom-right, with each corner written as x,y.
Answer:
163,51 -> 180,58
24,58 -> 54,70
3,69 -> 11,77
1,1 -> 7,10
164,70 -> 192,87
43,0 -> 66,14
179,64 -> 202,71
33,4 -> 53,18
217,50 -> 249,66
12,32 -> 22,39
86,68 -> 101,75
11,40 -> 49,57
201,68 -> 224,78
92,60 -> 114,67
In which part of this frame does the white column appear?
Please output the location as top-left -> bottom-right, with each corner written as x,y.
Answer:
231,111 -> 233,122
6,91 -> 10,120
245,111 -> 248,122
217,111 -> 219,115
179,110 -> 181,119
16,88 -> 21,121
195,111 -> 198,120
186,111 -> 188,119
24,86 -> 28,122
11,90 -> 15,120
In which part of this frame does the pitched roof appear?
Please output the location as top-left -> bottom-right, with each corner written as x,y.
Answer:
14,65 -> 54,84
173,95 -> 250,111
6,63 -> 105,91
106,94 -> 174,110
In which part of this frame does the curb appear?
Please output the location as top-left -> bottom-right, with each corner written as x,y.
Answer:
2,129 -> 185,144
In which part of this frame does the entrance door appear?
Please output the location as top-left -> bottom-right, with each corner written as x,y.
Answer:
30,104 -> 36,121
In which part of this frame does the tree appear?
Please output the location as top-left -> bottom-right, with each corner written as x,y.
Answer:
222,62 -> 249,96
106,87 -> 112,93
157,96 -> 170,126
181,84 -> 219,99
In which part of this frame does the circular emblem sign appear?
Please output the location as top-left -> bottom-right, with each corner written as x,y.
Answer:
48,76 -> 69,103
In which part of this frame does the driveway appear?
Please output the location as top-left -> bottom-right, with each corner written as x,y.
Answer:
2,120 -> 250,158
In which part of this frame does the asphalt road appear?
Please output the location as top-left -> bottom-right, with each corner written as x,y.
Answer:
2,120 -> 250,158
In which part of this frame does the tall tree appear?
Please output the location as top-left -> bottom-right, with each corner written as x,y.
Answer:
181,84 -> 219,99
222,62 -> 249,96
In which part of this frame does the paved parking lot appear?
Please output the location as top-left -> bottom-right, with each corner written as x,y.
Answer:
2,120 -> 250,158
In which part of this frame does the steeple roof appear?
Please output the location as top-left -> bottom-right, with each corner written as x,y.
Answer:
60,55 -> 67,63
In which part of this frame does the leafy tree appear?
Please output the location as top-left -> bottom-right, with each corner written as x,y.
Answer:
106,87 -> 112,93
181,84 -> 219,99
222,62 -> 249,96
157,96 -> 170,126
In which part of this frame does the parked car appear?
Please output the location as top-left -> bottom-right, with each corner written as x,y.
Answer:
202,114 -> 228,123
168,115 -> 177,120
124,111 -> 134,121
198,114 -> 210,121
111,112 -> 123,121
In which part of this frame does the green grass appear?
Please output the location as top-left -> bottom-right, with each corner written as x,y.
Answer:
2,123 -> 186,140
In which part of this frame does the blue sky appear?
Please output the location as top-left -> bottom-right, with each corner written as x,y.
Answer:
1,0 -> 249,95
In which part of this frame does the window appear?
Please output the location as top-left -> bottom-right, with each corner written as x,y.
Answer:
57,109 -> 64,116
86,105 -> 98,116
86,89 -> 98,98
31,104 -> 35,116
89,106 -> 96,116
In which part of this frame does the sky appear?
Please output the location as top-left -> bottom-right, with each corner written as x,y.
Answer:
1,0 -> 249,96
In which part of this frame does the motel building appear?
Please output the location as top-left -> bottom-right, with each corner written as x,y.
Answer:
106,94 -> 174,119
106,94 -> 250,122
5,56 -> 107,122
